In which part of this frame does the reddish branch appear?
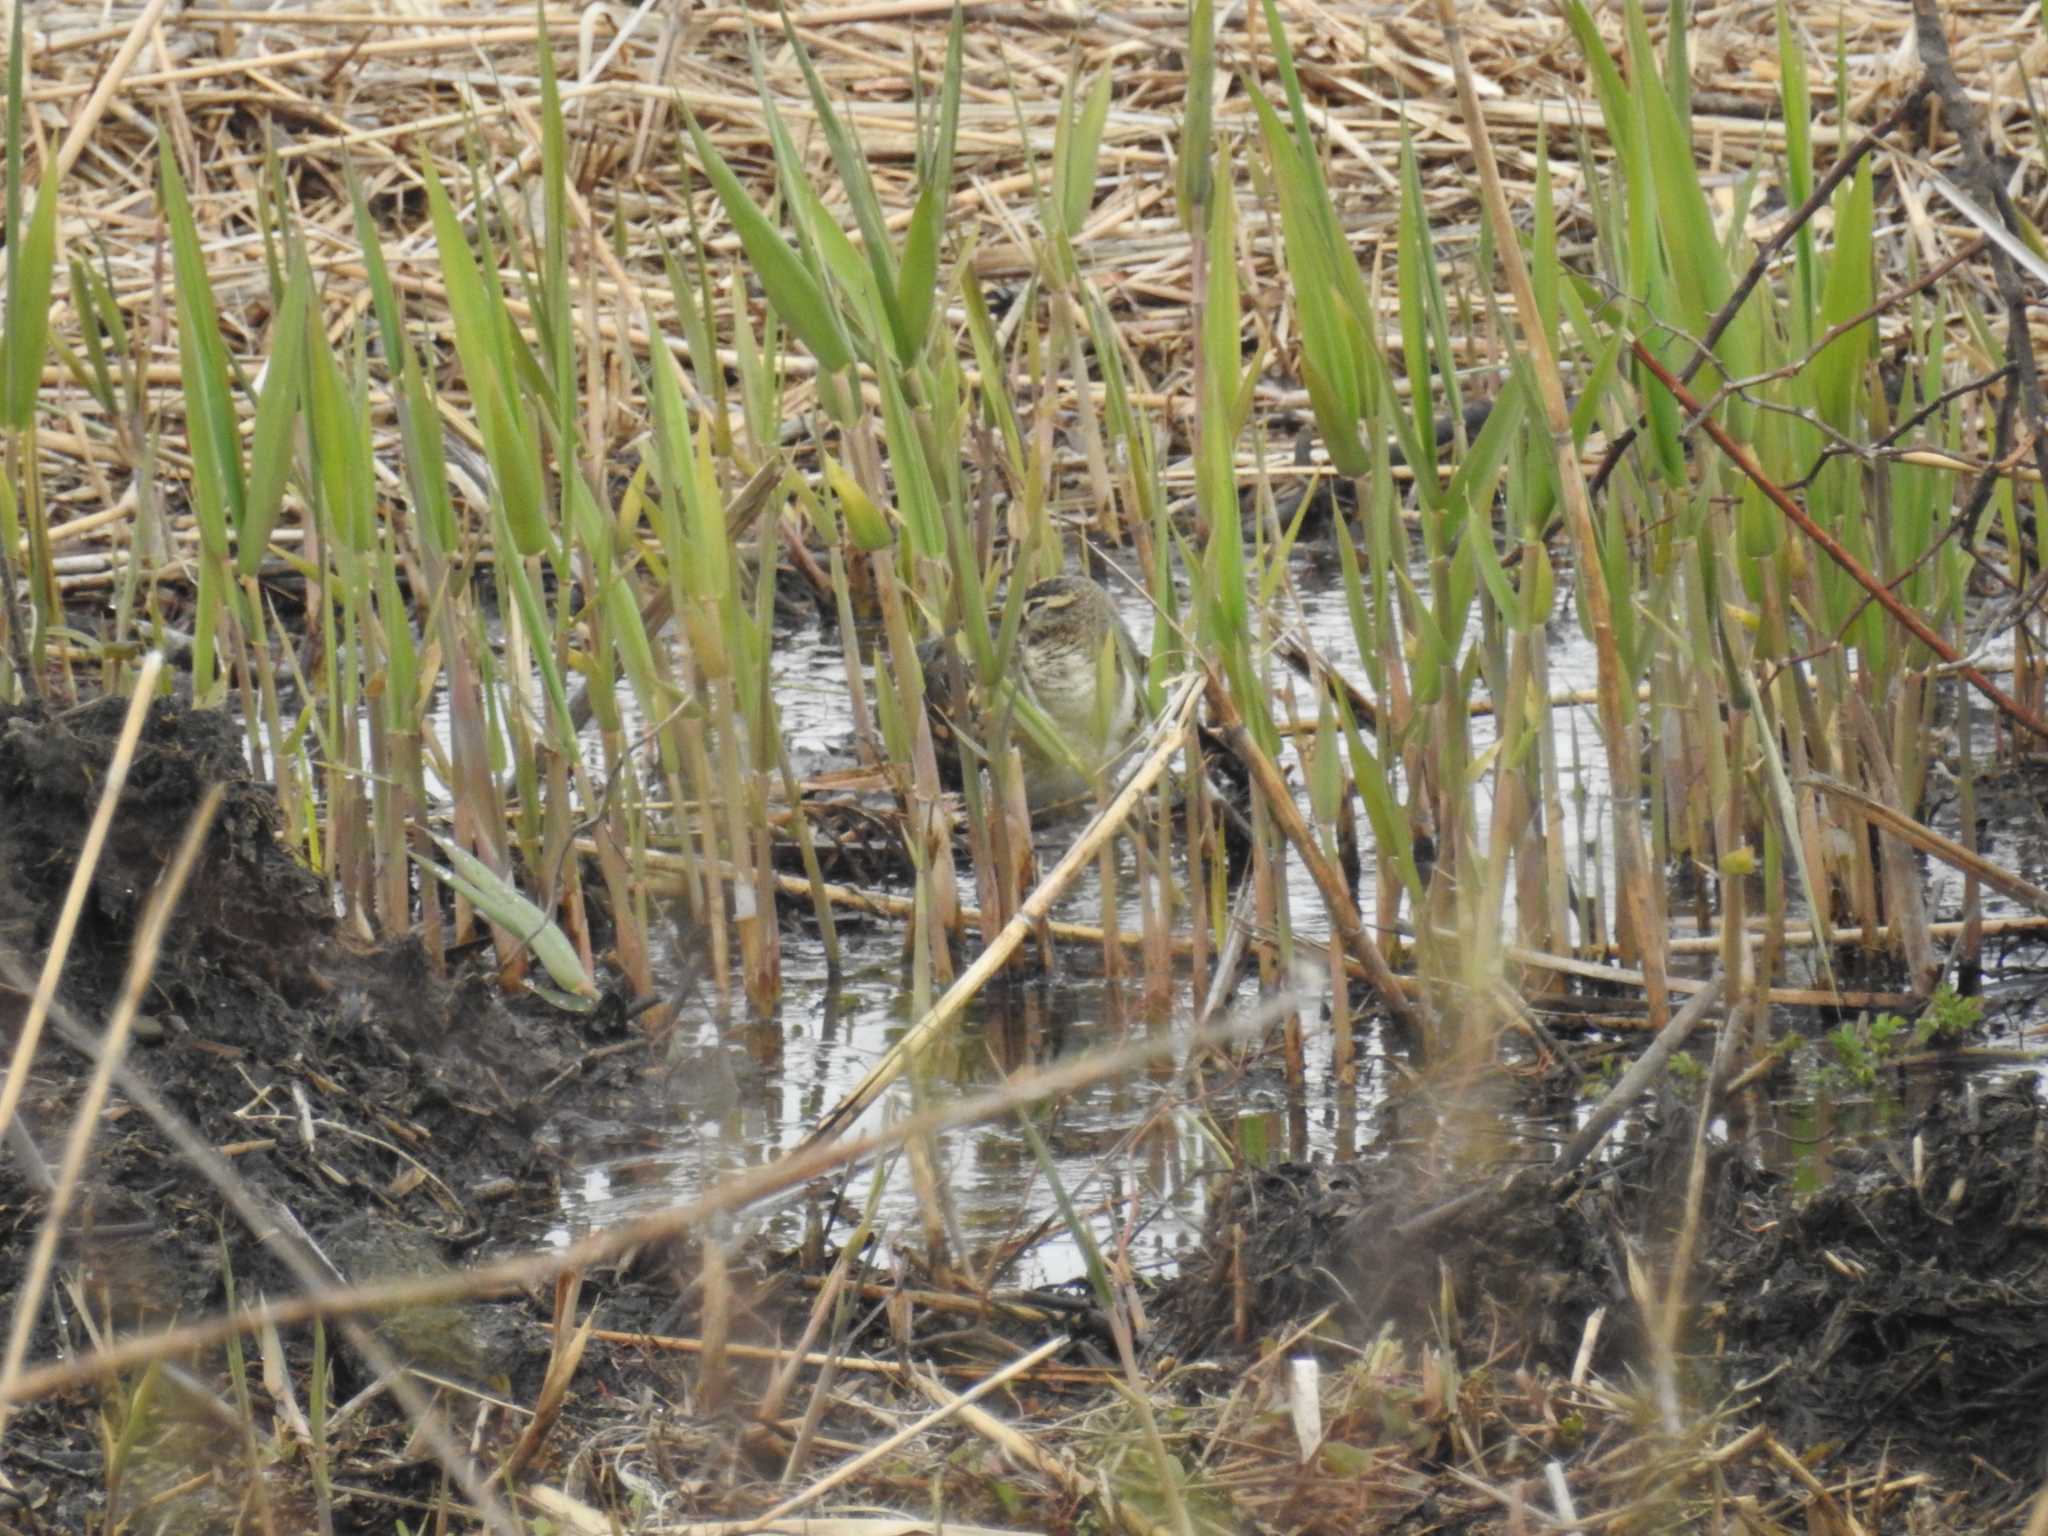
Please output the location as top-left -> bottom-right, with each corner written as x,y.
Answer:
1631,340 -> 2048,747
1584,82 -> 1933,503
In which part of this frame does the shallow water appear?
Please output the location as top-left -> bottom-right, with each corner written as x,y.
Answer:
536,549 -> 2048,1287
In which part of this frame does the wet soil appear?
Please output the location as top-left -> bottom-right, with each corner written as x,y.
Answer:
1719,1079 -> 2048,1486
7,695 -> 2048,1529
1151,1065 -> 2048,1519
0,697 -> 687,1530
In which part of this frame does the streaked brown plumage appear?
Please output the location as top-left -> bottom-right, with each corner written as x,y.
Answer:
921,574 -> 1147,807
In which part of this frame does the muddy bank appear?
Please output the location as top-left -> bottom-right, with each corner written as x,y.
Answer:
1151,1062 -> 2048,1515
1150,1131 -> 1644,1371
0,698 -> 672,1529
1719,1080 -> 2048,1484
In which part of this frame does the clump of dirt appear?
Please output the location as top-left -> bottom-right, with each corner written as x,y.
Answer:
0,696 -> 329,1001
1149,1151 -> 1632,1372
1153,1070 -> 2048,1503
1717,1079 -> 2048,1483
0,697 -> 671,1529
0,698 -> 644,1195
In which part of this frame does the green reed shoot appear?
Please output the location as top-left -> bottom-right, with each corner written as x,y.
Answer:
0,0 -> 1989,1099
160,141 -> 251,710
0,0 -> 60,702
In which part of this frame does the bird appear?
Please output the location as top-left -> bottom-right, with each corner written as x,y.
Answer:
922,573 -> 1148,809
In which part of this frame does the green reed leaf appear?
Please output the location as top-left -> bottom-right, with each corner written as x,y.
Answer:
1059,71 -> 1111,241
0,166 -> 59,430
1176,0 -> 1216,229
775,11 -> 907,345
684,111 -> 853,376
422,159 -> 548,556
1813,158 -> 1874,433
240,253 -> 310,576
419,832 -> 596,1000
305,307 -> 374,550
1336,691 -> 1423,904
161,139 -> 247,561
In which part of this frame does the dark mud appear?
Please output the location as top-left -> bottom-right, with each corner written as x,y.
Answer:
1151,1064 -> 2048,1517
1720,1079 -> 2048,1486
0,698 -> 685,1531
1150,1138 -> 1642,1371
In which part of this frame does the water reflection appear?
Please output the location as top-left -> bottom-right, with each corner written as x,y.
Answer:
537,554 -> 2045,1286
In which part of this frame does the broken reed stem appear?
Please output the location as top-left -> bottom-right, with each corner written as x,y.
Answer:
907,1370 -> 1179,1536
1663,957 -> 1747,1357
52,0 -> 176,179
1804,770 -> 2048,916
1502,941 -> 1906,1011
1554,975 -> 1724,1179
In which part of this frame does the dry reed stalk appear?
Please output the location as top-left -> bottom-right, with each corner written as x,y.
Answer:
739,1335 -> 1068,1534
907,1370 -> 1178,1536
1806,771 -> 2048,914
495,1268 -> 593,1485
1497,941 -> 1911,1011
587,1326 -> 1113,1387
803,674 -> 1202,1149
1554,975 -> 1724,1179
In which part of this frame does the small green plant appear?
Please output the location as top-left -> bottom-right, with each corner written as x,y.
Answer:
1819,986 -> 1983,1092
1915,984 -> 1984,1044
1820,1012 -> 1907,1092
1578,1051 -> 1623,1100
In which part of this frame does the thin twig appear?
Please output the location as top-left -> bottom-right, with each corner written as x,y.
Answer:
1634,340 -> 2048,746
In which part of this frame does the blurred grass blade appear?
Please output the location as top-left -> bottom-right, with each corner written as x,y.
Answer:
775,7 -> 918,357
1778,1 -> 1816,321
1251,92 -> 1367,477
422,158 -> 549,557
0,160 -> 58,430
0,0 -> 54,429
1056,70 -> 1111,242
895,15 -> 964,365
1175,0 -> 1215,228
160,139 -> 247,562
418,831 -> 597,1000
351,174 -> 456,560
1813,157 -> 1875,432
304,290 -> 377,555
